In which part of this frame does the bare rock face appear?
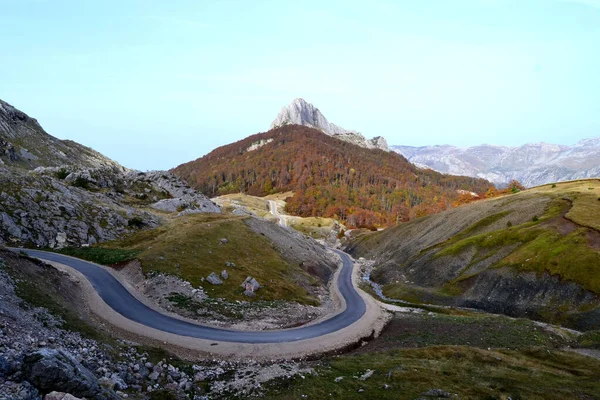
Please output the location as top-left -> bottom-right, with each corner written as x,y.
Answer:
393,138 -> 600,187
270,98 -> 389,151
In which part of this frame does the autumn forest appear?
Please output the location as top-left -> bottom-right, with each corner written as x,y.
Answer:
172,125 -> 494,227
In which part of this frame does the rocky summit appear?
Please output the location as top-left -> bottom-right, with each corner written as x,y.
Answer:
270,98 -> 389,151
393,138 -> 600,187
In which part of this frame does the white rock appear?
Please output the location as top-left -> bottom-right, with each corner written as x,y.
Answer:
270,98 -> 389,151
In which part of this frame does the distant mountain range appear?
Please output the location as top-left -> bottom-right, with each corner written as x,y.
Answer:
271,98 -> 389,151
392,139 -> 600,187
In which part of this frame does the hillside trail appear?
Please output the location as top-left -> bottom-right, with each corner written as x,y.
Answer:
268,200 -> 288,227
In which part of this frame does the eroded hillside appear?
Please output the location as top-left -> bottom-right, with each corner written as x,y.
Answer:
347,179 -> 600,330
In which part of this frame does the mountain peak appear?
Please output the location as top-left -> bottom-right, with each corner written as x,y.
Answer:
0,98 -> 120,170
270,98 -> 389,151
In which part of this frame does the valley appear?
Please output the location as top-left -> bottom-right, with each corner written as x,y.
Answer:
1,98 -> 600,400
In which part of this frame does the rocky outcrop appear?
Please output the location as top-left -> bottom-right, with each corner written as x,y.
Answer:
0,99 -> 120,171
44,392 -> 84,400
22,348 -> 117,400
150,193 -> 220,214
271,98 -> 389,151
0,98 -> 221,248
393,138 -> 600,187
0,163 -> 219,248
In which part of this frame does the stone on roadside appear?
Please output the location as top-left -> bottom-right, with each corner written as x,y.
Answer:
207,272 -> 223,285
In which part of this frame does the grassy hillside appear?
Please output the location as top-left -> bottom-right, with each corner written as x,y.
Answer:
214,193 -> 273,218
264,311 -> 600,399
348,179 -> 600,328
61,213 -> 321,305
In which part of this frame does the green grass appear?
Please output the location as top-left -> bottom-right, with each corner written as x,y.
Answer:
102,213 -> 319,305
54,247 -> 140,265
449,211 -> 512,243
263,346 -> 600,400
578,330 -> 600,349
499,228 -> 600,294
364,313 -> 566,350
566,191 -> 600,231
425,196 -> 600,296
288,216 -> 339,239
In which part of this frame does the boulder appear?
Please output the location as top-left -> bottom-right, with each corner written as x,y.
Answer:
0,354 -> 15,376
206,272 -> 223,285
241,276 -> 260,291
241,276 -> 261,296
22,348 -> 117,400
45,392 -> 83,400
221,270 -> 229,280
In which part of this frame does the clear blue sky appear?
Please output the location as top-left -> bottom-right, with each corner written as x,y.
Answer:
2,0 -> 599,170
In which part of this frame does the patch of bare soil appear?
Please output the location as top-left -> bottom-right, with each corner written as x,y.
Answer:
586,229 -> 600,250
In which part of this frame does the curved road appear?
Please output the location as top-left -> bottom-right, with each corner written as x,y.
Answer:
12,248 -> 366,344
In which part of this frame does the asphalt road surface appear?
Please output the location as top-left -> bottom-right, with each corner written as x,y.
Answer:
12,248 -> 366,344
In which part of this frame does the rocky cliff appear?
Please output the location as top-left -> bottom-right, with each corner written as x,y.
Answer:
271,98 -> 389,151
0,99 -> 220,248
393,138 -> 600,187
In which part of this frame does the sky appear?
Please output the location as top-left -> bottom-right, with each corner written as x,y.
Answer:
1,0 -> 600,171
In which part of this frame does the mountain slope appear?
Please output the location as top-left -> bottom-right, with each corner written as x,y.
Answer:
347,179 -> 600,330
172,125 -> 492,227
393,138 -> 600,187
271,98 -> 389,151
0,99 -> 220,248
0,99 -> 119,170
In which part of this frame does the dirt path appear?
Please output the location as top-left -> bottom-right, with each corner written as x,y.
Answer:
268,200 -> 287,227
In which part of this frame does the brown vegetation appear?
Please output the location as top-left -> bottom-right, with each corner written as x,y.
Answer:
172,125 -> 492,227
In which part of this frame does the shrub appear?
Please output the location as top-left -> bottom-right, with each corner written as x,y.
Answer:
552,184 -> 557,188
54,168 -> 69,180
128,216 -> 146,228
532,216 -> 539,222
72,177 -> 90,189
507,221 -> 513,228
